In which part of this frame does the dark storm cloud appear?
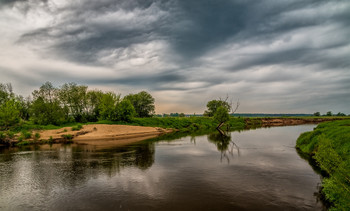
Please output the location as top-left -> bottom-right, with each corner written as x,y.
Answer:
17,0 -> 350,68
2,0 -> 350,113
88,73 -> 188,91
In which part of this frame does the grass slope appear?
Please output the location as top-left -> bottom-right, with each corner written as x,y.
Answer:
296,120 -> 350,210
94,117 -> 246,131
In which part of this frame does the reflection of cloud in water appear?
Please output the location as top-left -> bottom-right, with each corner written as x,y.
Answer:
0,125 -> 324,210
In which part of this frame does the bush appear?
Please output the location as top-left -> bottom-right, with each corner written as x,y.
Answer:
0,131 -> 5,141
20,130 -> 32,139
61,134 -> 73,140
72,124 -> 83,131
6,131 -> 15,139
34,132 -> 41,140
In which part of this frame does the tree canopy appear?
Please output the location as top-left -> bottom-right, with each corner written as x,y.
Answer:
0,82 -> 157,128
204,99 -> 231,117
125,91 -> 155,117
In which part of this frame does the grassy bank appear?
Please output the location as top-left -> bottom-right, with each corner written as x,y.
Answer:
296,120 -> 350,210
93,116 -> 247,131
0,117 -> 248,146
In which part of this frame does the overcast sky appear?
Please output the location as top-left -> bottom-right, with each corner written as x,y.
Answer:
1,0 -> 349,114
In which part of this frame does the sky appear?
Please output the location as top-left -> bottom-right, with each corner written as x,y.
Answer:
1,0 -> 349,114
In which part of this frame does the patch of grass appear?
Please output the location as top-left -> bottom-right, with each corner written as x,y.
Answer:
92,117 -> 246,132
6,131 -> 15,139
61,133 -> 74,144
296,120 -> 350,210
71,124 -> 83,131
16,141 -> 31,146
0,132 -> 6,141
20,130 -> 32,139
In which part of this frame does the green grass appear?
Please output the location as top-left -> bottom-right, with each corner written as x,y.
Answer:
61,134 -> 73,140
16,141 -> 31,146
71,124 -> 83,131
91,117 -> 246,131
296,120 -> 350,210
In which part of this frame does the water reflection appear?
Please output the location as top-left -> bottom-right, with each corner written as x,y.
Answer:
207,129 -> 240,163
0,125 -> 326,210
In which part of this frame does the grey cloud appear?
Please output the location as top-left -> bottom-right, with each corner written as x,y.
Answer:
2,0 -> 350,113
17,0 -> 350,68
88,72 -> 187,91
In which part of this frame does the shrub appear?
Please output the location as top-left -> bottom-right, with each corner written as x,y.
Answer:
16,141 -> 30,146
20,130 -> 32,139
72,124 -> 83,131
34,132 -> 41,139
61,134 -> 73,140
6,131 -> 15,139
0,132 -> 5,141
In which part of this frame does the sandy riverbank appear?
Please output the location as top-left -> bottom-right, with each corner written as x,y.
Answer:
37,124 -> 173,146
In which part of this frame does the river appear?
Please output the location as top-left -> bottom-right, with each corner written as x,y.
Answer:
0,125 -> 326,210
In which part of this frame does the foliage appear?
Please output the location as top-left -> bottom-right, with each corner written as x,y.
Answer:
296,120 -> 350,210
98,92 -> 120,121
34,132 -> 41,139
61,134 -> 73,140
0,83 -> 13,105
93,117 -> 246,132
124,91 -> 155,117
204,99 -> 230,117
326,111 -> 333,116
0,98 -> 21,129
20,130 -> 32,139
16,95 -> 31,121
71,124 -> 83,131
214,106 -> 230,125
116,99 -> 136,122
336,112 -> 346,116
31,82 -> 66,125
58,83 -> 89,122
314,112 -> 320,116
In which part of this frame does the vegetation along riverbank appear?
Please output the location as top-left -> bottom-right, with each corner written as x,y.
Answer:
1,82 -> 349,147
296,120 -> 350,210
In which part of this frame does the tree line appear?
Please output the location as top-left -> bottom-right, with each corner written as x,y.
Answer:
313,111 -> 348,117
0,82 -> 155,129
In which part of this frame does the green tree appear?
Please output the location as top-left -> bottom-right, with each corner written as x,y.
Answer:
125,91 -> 155,117
116,99 -> 135,122
31,82 -> 65,125
214,106 -> 230,128
0,98 -> 21,129
86,90 -> 104,121
326,111 -> 333,116
59,83 -> 89,122
204,100 -> 230,117
0,83 -> 13,105
16,95 -> 31,121
336,112 -> 346,116
313,112 -> 320,116
98,92 -> 120,120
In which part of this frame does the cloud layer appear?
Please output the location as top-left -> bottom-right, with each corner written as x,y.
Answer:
1,0 -> 349,113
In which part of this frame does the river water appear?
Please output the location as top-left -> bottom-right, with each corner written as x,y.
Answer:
0,125 -> 326,210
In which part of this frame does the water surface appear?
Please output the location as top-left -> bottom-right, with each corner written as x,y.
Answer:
0,125 -> 325,210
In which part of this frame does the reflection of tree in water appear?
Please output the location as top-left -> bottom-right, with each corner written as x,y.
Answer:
207,129 -> 240,163
0,142 -> 155,188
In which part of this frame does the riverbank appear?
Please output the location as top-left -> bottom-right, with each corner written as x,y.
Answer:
1,124 -> 173,147
296,119 -> 350,210
245,117 -> 348,127
1,116 -> 348,147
